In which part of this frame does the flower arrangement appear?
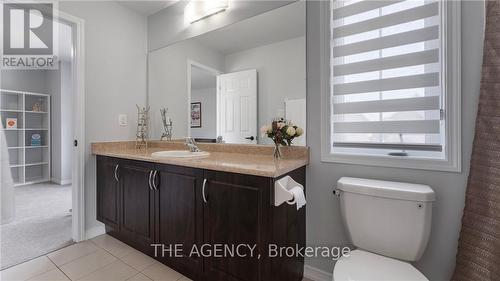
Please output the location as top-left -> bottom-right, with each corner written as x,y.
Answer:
261,118 -> 304,159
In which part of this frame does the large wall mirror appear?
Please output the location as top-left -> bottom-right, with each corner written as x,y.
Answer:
148,1 -> 306,145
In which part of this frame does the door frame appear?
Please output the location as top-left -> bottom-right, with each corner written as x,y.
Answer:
57,11 -> 86,242
186,60 -> 223,138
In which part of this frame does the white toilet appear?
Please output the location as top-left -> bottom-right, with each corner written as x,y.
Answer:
333,177 -> 436,281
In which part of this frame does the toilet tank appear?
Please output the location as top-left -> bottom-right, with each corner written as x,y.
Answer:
337,177 -> 435,261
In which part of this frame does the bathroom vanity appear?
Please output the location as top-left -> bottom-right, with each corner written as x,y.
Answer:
92,141 -> 308,281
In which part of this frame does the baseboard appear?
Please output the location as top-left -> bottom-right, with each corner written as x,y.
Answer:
304,265 -> 333,281
85,225 -> 105,240
51,178 -> 72,185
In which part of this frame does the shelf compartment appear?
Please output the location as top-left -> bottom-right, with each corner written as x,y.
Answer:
1,91 -> 24,111
25,130 -> 48,147
25,110 -> 49,130
4,130 -> 24,148
25,165 -> 49,184
25,147 -> 49,165
10,166 -> 25,185
1,111 -> 23,129
25,94 -> 49,113
8,149 -> 24,167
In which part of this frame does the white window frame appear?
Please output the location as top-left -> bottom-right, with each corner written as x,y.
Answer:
320,0 -> 462,172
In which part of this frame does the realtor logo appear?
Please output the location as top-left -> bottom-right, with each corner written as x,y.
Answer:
2,1 -> 58,69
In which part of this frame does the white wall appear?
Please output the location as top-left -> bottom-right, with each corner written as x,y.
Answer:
46,67 -> 62,182
60,61 -> 73,183
305,1 -> 484,280
60,1 -> 148,237
225,36 -> 306,145
191,87 -> 217,139
148,40 -> 225,139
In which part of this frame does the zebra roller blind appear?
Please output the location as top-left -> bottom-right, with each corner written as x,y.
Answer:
331,0 -> 444,157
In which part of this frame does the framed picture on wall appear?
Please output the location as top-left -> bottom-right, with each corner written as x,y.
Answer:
191,102 -> 202,128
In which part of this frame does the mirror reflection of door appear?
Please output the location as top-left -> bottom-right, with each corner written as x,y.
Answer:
189,65 -> 218,143
189,65 -> 258,144
218,70 -> 257,144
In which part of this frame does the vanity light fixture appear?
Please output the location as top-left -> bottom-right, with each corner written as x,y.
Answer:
184,0 -> 229,24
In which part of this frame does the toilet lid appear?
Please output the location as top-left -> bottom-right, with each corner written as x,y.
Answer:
334,250 -> 428,281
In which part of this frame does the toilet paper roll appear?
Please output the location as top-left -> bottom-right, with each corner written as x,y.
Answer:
289,186 -> 306,210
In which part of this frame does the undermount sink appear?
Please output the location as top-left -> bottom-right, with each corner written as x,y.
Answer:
151,150 -> 210,159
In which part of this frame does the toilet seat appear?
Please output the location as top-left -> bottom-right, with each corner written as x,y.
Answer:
333,250 -> 428,281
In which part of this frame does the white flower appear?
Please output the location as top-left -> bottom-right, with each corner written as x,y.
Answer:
295,127 -> 304,136
286,126 -> 296,136
277,122 -> 286,129
260,125 -> 273,135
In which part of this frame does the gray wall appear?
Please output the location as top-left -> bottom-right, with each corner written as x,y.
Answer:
225,36 -> 306,144
147,0 -> 293,51
1,70 -> 48,93
60,1 -> 148,236
305,1 -> 485,280
191,87 -> 217,139
148,39 -> 225,139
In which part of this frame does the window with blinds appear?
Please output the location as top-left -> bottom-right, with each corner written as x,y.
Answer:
330,0 -> 444,158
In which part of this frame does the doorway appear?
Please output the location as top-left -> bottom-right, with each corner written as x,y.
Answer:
0,12 -> 85,270
187,61 -> 258,144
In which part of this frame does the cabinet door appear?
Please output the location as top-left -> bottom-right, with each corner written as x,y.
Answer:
96,156 -> 120,230
155,165 -> 203,279
120,159 -> 156,252
203,171 -> 270,281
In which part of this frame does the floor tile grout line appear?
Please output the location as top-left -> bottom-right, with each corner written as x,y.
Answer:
22,255 -> 60,281
57,238 -> 120,281
72,258 -> 134,281
45,242 -> 100,269
88,236 -> 136,261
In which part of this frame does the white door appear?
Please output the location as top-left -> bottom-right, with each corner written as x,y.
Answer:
218,70 -> 257,144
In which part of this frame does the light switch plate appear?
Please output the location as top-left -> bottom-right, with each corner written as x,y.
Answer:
118,114 -> 128,126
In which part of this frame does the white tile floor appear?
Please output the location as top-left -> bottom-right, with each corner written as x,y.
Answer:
1,234 -> 314,281
0,234 -> 191,281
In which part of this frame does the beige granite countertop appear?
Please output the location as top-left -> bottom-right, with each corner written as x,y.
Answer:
91,141 -> 309,178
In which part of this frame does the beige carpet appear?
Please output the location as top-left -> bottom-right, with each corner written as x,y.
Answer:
0,183 -> 73,270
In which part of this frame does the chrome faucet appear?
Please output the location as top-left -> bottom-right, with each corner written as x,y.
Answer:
185,137 -> 202,152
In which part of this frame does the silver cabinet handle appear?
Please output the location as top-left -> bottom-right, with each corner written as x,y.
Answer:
152,170 -> 158,190
148,171 -> 153,191
202,179 -> 208,204
114,164 -> 119,182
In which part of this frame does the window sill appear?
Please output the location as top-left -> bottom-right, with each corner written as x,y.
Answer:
321,152 -> 461,173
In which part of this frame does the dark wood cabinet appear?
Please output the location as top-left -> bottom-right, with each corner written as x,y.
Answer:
203,171 -> 269,281
155,165 -> 203,280
119,160 -> 156,253
95,156 -> 305,281
96,156 -> 120,230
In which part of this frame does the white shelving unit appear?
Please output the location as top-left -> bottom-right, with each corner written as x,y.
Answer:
1,89 -> 51,186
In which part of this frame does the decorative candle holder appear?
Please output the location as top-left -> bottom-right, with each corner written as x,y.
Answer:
136,105 -> 150,149
160,108 -> 173,141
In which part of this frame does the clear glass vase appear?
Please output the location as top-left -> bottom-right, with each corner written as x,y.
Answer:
273,142 -> 283,159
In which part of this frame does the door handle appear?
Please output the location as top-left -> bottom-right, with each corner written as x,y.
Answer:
245,136 -> 255,141
202,179 -> 208,204
152,170 -> 158,190
148,171 -> 153,191
114,164 -> 119,182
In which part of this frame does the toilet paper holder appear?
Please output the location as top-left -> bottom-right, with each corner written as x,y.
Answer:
274,176 -> 304,207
